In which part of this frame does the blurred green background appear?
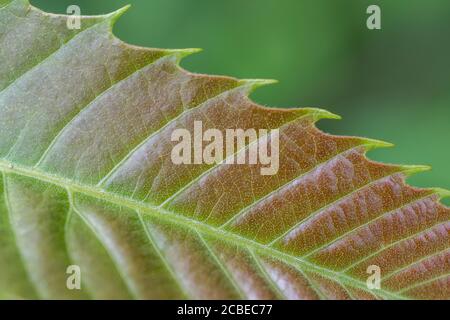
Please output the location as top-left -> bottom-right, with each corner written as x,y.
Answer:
33,0 -> 449,200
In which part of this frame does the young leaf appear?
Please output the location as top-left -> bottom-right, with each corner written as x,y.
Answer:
0,0 -> 448,299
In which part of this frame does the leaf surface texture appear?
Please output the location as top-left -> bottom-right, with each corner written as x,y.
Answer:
0,0 -> 448,299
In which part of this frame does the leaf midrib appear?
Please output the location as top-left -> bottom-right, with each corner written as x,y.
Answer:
0,158 -> 406,300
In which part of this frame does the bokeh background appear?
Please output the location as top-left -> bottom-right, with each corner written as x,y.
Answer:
33,0 -> 450,202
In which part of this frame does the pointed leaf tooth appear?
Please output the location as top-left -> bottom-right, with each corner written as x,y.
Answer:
433,188 -> 450,199
107,4 -> 131,25
238,79 -> 278,93
165,48 -> 203,63
400,164 -> 432,176
301,107 -> 341,121
360,138 -> 395,150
